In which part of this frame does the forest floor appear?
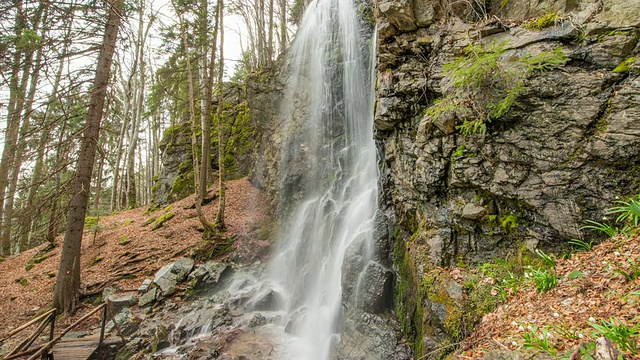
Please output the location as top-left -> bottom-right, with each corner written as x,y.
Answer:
458,232 -> 640,358
0,177 -> 271,342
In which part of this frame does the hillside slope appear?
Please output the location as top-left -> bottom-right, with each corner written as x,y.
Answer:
0,178 -> 270,336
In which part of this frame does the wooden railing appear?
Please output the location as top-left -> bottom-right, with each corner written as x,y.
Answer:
0,303 -> 116,360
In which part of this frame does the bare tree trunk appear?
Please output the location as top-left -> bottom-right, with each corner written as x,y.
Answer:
93,148 -> 106,212
22,3 -> 73,248
279,0 -> 287,52
0,1 -> 27,255
53,0 -> 122,315
196,0 -> 221,234
214,0 -> 226,230
172,0 -> 201,205
268,0 -> 274,63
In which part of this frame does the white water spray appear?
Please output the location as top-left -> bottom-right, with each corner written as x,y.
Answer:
267,0 -> 378,358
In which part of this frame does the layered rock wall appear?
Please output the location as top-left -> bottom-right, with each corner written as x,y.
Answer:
375,0 -> 639,356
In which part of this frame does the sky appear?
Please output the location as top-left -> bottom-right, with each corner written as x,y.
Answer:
0,1 -> 249,147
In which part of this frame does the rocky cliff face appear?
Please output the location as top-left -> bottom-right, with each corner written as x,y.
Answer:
375,0 -> 639,356
151,83 -> 256,206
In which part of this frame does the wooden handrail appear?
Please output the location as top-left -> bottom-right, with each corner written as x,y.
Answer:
0,308 -> 57,343
26,304 -> 106,360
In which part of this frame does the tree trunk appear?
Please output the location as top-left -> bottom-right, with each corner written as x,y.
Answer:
214,0 -> 226,230
0,1 -> 27,255
4,3 -> 48,251
53,0 -> 123,315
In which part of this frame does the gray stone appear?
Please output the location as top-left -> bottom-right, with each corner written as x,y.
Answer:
153,257 -> 195,296
461,203 -> 487,220
187,261 -> 234,290
138,287 -> 157,307
251,289 -> 284,311
413,0 -> 436,27
107,294 -> 138,314
102,287 -> 116,301
138,279 -> 152,293
378,0 -> 417,31
106,308 -> 141,337
594,337 -> 621,360
358,261 -> 393,313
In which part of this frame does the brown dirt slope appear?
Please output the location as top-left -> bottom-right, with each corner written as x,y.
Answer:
0,177 -> 270,336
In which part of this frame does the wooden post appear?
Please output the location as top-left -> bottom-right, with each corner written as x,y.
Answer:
45,309 -> 56,360
98,305 -> 107,359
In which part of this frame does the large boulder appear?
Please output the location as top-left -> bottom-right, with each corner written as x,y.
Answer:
378,0 -> 417,31
153,257 -> 195,296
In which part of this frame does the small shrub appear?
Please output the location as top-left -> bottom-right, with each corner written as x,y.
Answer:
613,256 -> 640,282
526,267 -> 558,293
522,324 -> 557,355
589,317 -> 640,354
568,238 -> 594,251
607,194 -> 640,228
425,42 -> 567,136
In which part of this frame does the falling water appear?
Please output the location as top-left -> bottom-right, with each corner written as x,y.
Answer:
267,0 -> 378,358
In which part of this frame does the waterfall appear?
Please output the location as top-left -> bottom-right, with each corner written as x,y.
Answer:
267,0 -> 378,358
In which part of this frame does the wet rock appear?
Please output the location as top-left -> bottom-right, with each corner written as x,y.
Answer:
378,0 -> 417,32
151,325 -> 170,353
138,287 -> 157,307
248,314 -> 267,328
359,261 -> 393,313
153,257 -> 195,295
335,311 -> 411,360
107,294 -> 138,314
252,289 -> 284,311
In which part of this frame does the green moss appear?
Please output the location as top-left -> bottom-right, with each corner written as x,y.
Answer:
143,217 -> 157,227
152,212 -> 175,230
90,256 -> 103,265
500,214 -> 519,230
394,231 -> 425,357
522,12 -> 561,31
118,234 -> 130,245
613,56 -> 637,74
15,277 -> 29,286
164,205 -> 173,213
123,220 -> 133,226
143,204 -> 159,216
25,242 -> 56,271
170,172 -> 193,199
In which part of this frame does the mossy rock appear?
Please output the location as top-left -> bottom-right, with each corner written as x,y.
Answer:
25,242 -> 56,271
152,212 -> 175,231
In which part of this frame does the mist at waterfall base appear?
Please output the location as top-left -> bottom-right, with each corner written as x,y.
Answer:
264,0 -> 379,358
